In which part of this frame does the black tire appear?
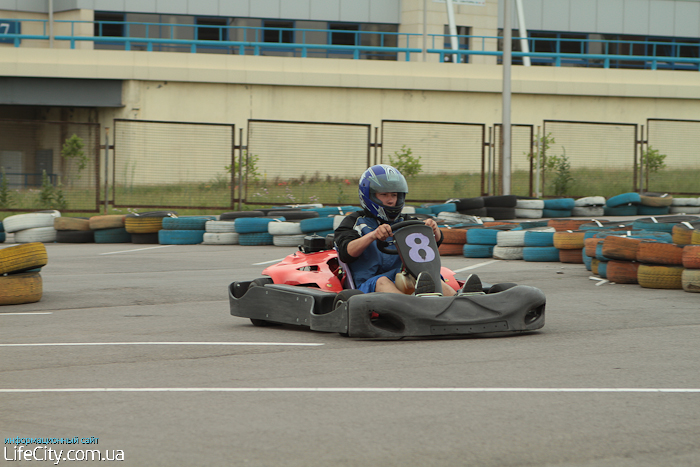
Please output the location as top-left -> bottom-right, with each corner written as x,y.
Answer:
458,207 -> 488,217
332,289 -> 365,336
486,207 -> 516,220
448,197 -> 485,211
220,210 -> 265,220
483,195 -> 518,208
56,229 -> 95,243
248,278 -> 276,326
130,232 -> 159,244
125,211 -> 177,218
264,209 -> 319,220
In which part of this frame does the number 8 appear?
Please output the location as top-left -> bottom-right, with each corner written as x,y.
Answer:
406,233 -> 435,263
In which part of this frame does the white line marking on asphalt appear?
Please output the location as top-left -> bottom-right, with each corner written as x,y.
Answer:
0,342 -> 323,347
0,312 -> 53,316
0,387 -> 698,394
253,258 -> 286,265
452,260 -> 499,273
100,245 -> 177,255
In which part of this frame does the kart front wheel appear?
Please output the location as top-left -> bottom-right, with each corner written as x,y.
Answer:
248,278 -> 276,327
333,290 -> 364,337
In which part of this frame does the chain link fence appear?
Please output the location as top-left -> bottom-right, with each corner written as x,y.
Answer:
646,119 -> 700,194
381,120 -> 485,202
542,121 -> 638,198
113,119 -> 235,210
493,124 -> 534,197
0,119 -> 100,212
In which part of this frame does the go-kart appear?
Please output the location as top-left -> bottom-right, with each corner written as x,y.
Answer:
228,221 -> 545,338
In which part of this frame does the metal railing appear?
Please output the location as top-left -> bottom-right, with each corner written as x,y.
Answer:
3,18 -> 700,70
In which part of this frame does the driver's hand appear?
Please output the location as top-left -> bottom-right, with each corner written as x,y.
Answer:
424,218 -> 442,242
373,223 -> 393,242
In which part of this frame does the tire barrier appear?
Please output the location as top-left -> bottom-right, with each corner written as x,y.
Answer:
516,199 -> 545,210
515,208 -> 543,219
572,206 -> 605,217
158,229 -> 206,245
483,195 -> 518,208
523,230 -> 555,247
595,242 -> 613,262
638,205 -> 670,216
125,212 -> 177,234
234,217 -> 286,234
601,236 -> 644,261
636,242 -> 684,266
89,215 -> 126,230
447,197 -> 485,211
682,269 -> 700,293
238,232 -> 274,246
2,211 -> 60,233
131,232 -> 159,244
597,261 -> 608,278
543,198 -> 575,211
496,230 -> 526,247
606,192 -> 641,208
637,264 -> 684,289
272,234 -> 306,247
553,231 -> 586,250
632,216 -> 699,233
523,246 -> 560,262
671,222 -> 699,245
205,220 -> 237,233
56,230 -> 95,243
429,203 -> 457,214
486,207 -> 516,220
14,227 -> 57,243
670,206 -> 700,215
54,217 -> 90,231
493,246 -> 524,260
0,271 -> 42,305
463,244 -> 494,258
202,232 -> 239,245
575,196 -> 606,207
299,216 -> 335,233
582,248 -> 593,270
604,205 -> 638,216
0,242 -> 48,275
162,216 -> 216,230
94,227 -> 131,243
640,193 -> 674,207
542,209 -> 572,218
559,248 -> 584,264
438,243 -> 465,256
682,245 -> 700,269
439,228 -> 467,245
220,210 -> 265,220
466,229 -> 499,245
549,218 -> 592,232
268,221 -> 303,236
694,230 -> 700,245
606,260 -> 640,284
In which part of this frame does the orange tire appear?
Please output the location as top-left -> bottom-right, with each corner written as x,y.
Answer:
602,236 -> 643,261
682,245 -> 700,269
606,260 -> 639,284
553,231 -> 586,250
439,228 -> 467,245
559,248 -> 583,263
548,219 -> 591,232
438,243 -> 465,256
636,242 -> 684,266
637,264 -> 684,289
584,238 -> 603,258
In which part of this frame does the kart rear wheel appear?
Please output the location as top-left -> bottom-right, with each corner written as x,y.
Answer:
247,278 -> 276,326
333,290 -> 365,337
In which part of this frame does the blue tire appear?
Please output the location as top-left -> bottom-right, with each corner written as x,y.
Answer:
235,217 -> 285,233
606,192 -> 641,207
414,207 -> 433,215
598,261 -> 608,278
523,230 -> 555,247
523,246 -> 560,262
302,207 -> 344,217
637,206 -> 670,216
94,227 -> 131,243
300,216 -> 335,233
0,221 -> 4,233
542,209 -> 572,218
604,205 -> 638,216
543,198 -> 575,210
162,216 -> 216,230
158,229 -> 205,245
463,244 -> 494,258
582,248 -> 593,271
430,203 -> 457,214
239,232 -> 274,246
466,229 -> 499,245
595,242 -> 612,261
0,232 -> 5,243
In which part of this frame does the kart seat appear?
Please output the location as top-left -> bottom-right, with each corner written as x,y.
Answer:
334,248 -> 356,290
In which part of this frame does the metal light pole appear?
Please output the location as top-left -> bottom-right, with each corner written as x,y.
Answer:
502,0 -> 512,195
48,0 -> 54,48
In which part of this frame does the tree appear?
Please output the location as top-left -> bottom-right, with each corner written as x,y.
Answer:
0,166 -> 13,209
61,134 -> 88,185
388,145 -> 422,177
641,145 -> 667,191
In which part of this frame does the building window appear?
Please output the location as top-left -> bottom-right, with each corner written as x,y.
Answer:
329,23 -> 359,46
443,25 -> 470,62
196,18 -> 227,41
94,13 -> 124,37
263,20 -> 293,43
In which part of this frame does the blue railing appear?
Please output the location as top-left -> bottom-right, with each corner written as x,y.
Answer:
3,19 -> 700,70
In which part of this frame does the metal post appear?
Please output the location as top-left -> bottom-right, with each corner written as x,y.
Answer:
422,0 -> 428,62
374,127 -> 380,165
104,127 -> 109,214
238,128 -> 243,211
48,0 -> 54,48
445,0 -> 459,63
535,125 -> 541,198
487,126 -> 493,195
515,0 -> 530,66
639,125 -> 645,193
502,0 -> 512,195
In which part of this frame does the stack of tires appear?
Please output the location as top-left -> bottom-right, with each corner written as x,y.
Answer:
494,229 -> 527,260
90,215 -> 130,243
55,217 -> 94,243
159,216 -> 215,245
235,216 -> 286,246
427,202 -> 457,216
542,198 -> 575,218
682,239 -> 700,293
670,197 -> 700,215
604,192 -> 640,216
438,227 -> 468,256
445,197 -> 487,217
124,211 -> 177,244
573,196 -> 605,217
202,220 -> 238,245
638,193 -> 673,216
598,235 -> 643,283
636,240 -> 685,289
483,195 -> 517,220
0,242 -> 47,305
0,219 -> 5,243
522,229 -> 558,262
553,230 -> 586,264
464,227 -> 499,258
515,198 -> 544,219
2,211 -> 60,243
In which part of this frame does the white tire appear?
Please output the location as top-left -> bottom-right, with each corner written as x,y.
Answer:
205,220 -> 237,233
14,227 -> 57,243
669,206 -> 700,214
572,206 -> 605,217
272,234 -> 306,247
3,212 -> 61,233
401,206 -> 416,214
496,230 -> 526,247
437,212 -> 479,224
671,198 -> 700,207
574,196 -> 606,207
515,208 -> 543,219
202,232 -> 239,245
516,199 -> 545,209
493,246 -> 524,260
268,221 -> 302,235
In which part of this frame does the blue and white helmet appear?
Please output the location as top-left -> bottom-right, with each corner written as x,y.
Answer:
358,164 -> 408,222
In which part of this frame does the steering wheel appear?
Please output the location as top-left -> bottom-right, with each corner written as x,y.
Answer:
376,220 -> 427,255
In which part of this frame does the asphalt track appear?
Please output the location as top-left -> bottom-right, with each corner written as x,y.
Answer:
1,238 -> 699,466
